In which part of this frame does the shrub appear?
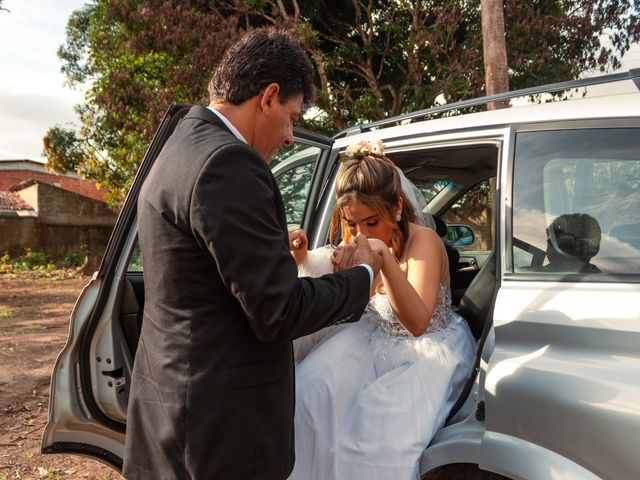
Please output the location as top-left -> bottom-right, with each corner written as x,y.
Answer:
59,250 -> 87,268
0,248 -> 89,273
23,249 -> 49,268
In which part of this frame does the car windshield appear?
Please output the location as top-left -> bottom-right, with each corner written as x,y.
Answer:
411,178 -> 452,203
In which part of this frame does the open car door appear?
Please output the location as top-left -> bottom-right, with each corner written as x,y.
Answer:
41,104 -> 334,469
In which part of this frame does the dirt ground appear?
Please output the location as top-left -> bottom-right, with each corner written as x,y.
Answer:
0,272 -> 122,480
0,272 -> 501,480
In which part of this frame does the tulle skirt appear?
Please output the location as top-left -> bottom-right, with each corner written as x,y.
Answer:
289,311 -> 475,480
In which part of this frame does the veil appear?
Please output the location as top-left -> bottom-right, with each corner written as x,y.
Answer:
396,166 -> 437,231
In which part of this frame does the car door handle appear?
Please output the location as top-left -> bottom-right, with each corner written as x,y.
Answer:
458,258 -> 478,272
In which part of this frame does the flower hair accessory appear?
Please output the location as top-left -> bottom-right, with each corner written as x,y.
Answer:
340,139 -> 385,162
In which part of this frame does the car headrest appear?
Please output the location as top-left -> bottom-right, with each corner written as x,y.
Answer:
547,213 -> 601,262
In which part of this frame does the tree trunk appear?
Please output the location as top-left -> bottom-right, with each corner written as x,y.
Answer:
481,0 -> 509,110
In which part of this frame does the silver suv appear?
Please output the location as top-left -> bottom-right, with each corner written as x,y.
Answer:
43,70 -> 640,479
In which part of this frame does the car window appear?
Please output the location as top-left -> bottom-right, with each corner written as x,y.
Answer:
441,178 -> 495,252
512,128 -> 640,275
274,160 -> 316,226
126,143 -> 324,272
128,243 -> 143,271
412,179 -> 452,204
272,143 -> 324,226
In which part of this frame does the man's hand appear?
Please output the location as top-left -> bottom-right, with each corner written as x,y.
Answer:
331,235 -> 382,277
353,235 -> 383,276
288,227 -> 308,265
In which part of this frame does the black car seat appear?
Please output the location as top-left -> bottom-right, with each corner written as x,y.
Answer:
433,216 -> 461,287
456,249 -> 496,340
445,249 -> 497,423
543,213 -> 602,273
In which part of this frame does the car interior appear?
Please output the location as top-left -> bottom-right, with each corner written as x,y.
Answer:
386,144 -> 497,308
384,144 -> 500,422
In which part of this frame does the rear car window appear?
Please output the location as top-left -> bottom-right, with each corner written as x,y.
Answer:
512,128 -> 640,275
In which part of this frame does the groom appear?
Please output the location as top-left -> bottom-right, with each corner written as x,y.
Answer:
123,28 -> 381,479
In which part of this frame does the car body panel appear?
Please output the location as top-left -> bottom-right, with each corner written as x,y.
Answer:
41,276 -> 126,468
486,281 -> 640,479
479,431 -> 602,480
334,91 -> 640,149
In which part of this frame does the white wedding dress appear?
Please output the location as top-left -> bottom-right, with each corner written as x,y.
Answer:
289,243 -> 476,480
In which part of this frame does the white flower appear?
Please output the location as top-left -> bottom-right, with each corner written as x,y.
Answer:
344,139 -> 385,159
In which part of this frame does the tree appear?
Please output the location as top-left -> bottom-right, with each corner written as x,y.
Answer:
45,1 -> 244,205
481,0 -> 509,110
45,0 -> 640,204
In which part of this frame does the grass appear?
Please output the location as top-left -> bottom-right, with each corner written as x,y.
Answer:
37,468 -> 65,479
0,307 -> 13,332
21,448 -> 37,459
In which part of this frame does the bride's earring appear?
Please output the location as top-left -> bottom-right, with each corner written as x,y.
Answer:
396,213 -> 401,222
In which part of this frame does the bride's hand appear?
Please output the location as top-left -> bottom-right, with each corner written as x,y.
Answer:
288,227 -> 308,265
367,238 -> 389,255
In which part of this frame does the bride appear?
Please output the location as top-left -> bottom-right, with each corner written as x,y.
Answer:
287,140 -> 476,480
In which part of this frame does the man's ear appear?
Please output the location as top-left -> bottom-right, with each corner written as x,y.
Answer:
259,83 -> 280,115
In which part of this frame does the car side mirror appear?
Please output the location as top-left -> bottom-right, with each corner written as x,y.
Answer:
444,224 -> 475,247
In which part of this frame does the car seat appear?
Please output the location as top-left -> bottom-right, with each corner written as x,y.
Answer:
433,216 -> 460,287
456,249 -> 496,340
543,213 -> 601,273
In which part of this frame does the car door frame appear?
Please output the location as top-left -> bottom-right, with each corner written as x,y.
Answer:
476,119 -> 640,480
307,127 -> 512,477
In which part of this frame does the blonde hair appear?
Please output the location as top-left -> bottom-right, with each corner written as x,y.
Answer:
329,154 -> 417,258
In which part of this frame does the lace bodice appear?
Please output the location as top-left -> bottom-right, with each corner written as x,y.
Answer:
367,283 -> 453,337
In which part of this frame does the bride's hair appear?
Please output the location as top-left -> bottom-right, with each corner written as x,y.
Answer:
329,150 -> 417,258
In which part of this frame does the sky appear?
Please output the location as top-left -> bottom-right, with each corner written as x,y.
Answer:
0,1 -> 639,162
0,0 -> 86,161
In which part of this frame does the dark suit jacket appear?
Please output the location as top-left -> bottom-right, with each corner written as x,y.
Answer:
123,106 -> 370,479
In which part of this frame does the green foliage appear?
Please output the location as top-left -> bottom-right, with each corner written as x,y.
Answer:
128,244 -> 143,271
59,250 -> 88,268
43,125 -> 85,173
45,0 -> 640,204
45,1 -> 242,206
0,249 -> 88,273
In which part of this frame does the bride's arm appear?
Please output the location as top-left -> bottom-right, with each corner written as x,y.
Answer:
369,229 -> 443,336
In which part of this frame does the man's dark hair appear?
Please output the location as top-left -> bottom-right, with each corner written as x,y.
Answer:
209,27 -> 314,107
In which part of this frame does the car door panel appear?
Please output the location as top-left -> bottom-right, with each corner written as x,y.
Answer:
119,275 -> 143,355
487,282 -> 640,479
484,123 -> 640,479
452,250 -> 491,303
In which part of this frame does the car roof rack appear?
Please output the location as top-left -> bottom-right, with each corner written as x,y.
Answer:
336,68 -> 640,138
